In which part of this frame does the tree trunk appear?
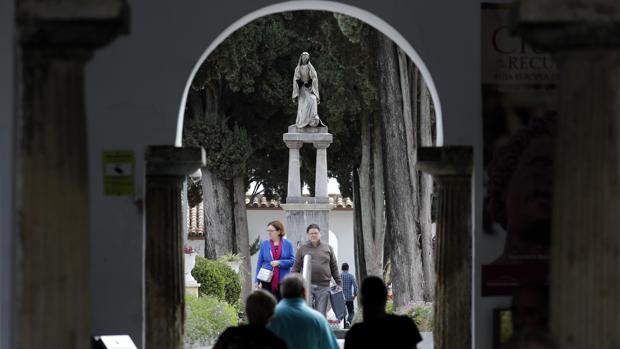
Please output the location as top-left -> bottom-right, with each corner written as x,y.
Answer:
353,169 -> 368,282
373,112 -> 387,280
358,112 -> 379,277
188,88 -> 205,120
202,168 -> 234,259
418,75 -> 435,300
233,175 -> 252,303
374,31 -> 426,306
397,48 -> 426,300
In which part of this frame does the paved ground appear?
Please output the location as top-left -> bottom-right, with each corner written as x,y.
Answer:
336,333 -> 432,349
192,332 -> 433,349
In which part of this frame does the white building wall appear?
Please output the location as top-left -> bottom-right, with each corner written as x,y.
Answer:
245,208 -> 354,285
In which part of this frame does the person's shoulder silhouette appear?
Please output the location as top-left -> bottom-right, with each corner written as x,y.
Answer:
214,323 -> 287,349
345,315 -> 421,349
344,276 -> 422,349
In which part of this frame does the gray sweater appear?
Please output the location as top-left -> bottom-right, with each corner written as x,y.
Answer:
292,240 -> 342,287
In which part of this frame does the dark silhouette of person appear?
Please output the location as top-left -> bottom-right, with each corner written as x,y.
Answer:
213,289 -> 287,349
344,276 -> 422,349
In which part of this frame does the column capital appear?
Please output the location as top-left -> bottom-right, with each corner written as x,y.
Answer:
417,146 -> 473,178
284,140 -> 303,149
18,0 -> 129,49
146,146 -> 206,176
514,0 -> 620,50
313,141 -> 331,149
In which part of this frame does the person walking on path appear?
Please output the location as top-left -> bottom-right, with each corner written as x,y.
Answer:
268,273 -> 340,349
255,220 -> 296,300
291,223 -> 342,316
340,262 -> 358,328
345,276 -> 422,349
213,289 -> 288,349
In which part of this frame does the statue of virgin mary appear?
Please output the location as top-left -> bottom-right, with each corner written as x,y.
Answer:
292,52 -> 325,128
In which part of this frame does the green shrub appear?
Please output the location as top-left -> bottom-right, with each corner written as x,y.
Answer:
191,256 -> 241,306
185,294 -> 238,347
192,256 -> 226,300
386,300 -> 433,332
218,261 -> 241,307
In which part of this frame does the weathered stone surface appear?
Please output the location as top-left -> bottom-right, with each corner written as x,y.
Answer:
517,3 -> 620,347
550,51 -> 620,349
145,146 -> 204,349
280,205 -> 334,248
15,3 -> 128,347
283,132 -> 333,143
418,146 -> 472,349
515,0 -> 620,50
285,141 -> 303,199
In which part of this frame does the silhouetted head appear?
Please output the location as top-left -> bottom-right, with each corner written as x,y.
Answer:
341,263 -> 349,271
245,289 -> 277,326
360,276 -> 388,319
281,273 -> 306,299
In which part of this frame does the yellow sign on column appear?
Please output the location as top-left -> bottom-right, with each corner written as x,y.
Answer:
103,150 -> 135,196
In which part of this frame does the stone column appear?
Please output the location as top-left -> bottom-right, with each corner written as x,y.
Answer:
516,2 -> 620,347
285,140 -> 303,201
145,146 -> 205,349
14,2 -> 128,348
417,146 -> 473,349
314,141 -> 331,202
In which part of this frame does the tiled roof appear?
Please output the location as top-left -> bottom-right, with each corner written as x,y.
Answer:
245,195 -> 353,209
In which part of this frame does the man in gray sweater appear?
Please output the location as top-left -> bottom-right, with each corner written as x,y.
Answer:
292,223 -> 342,316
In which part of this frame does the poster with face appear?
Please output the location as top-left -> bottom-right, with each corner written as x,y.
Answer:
480,3 -> 559,297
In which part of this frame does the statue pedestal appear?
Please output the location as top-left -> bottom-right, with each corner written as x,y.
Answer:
281,202 -> 336,248
283,124 -> 335,243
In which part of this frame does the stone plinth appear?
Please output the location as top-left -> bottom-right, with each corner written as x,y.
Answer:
283,124 -> 333,204
282,124 -> 334,245
281,203 -> 336,248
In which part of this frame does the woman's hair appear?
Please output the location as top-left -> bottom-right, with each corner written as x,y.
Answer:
268,220 -> 285,237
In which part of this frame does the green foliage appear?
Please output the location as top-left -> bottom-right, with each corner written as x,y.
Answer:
187,177 -> 203,207
184,115 -> 252,179
386,300 -> 434,332
249,236 -> 260,256
499,310 -> 513,344
192,256 -> 242,306
218,253 -> 242,262
333,13 -> 367,44
184,294 -> 238,347
185,11 -> 379,198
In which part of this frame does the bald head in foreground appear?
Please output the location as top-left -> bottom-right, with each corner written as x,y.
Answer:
268,273 -> 340,349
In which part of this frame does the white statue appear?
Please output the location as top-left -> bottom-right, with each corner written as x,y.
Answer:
292,52 -> 324,128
